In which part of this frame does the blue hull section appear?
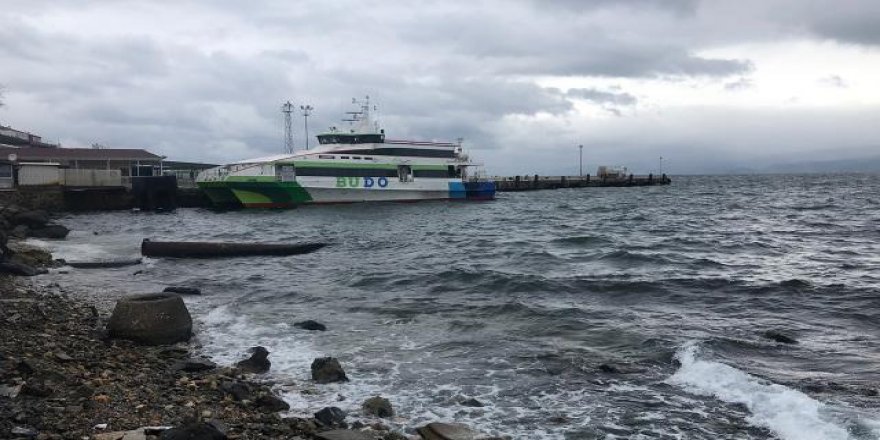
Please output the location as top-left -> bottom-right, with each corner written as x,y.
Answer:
449,181 -> 495,200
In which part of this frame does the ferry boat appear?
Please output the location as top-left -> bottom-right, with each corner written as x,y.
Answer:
196,98 -> 495,208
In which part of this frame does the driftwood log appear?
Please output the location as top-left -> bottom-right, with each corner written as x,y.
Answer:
141,239 -> 326,258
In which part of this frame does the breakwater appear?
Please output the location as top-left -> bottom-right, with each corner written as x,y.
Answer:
492,173 -> 670,191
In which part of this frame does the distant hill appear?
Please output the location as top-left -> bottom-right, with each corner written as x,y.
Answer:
760,156 -> 880,174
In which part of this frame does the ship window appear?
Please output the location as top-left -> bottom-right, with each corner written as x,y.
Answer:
448,165 -> 455,178
414,169 -> 448,178
340,156 -> 350,159
352,156 -> 361,160
398,165 -> 413,182
318,155 -> 335,159
296,167 -> 398,177
365,157 -> 374,160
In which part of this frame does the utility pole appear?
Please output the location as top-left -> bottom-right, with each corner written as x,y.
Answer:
300,104 -> 313,150
579,144 -> 583,177
282,100 -> 294,154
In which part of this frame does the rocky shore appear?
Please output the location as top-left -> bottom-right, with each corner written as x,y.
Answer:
0,275 -> 326,439
0,205 -> 503,440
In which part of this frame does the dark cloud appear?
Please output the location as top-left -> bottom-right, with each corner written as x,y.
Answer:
0,0 -> 878,173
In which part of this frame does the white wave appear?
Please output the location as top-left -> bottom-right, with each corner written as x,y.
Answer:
668,341 -> 879,440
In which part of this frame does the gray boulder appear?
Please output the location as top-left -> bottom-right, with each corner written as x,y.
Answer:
311,357 -> 348,383
314,406 -> 347,427
236,346 -> 271,373
107,293 -> 192,345
362,396 -> 393,418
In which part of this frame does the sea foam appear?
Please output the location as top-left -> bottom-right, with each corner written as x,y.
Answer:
668,341 -> 878,440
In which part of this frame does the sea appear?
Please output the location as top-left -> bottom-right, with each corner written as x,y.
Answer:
28,174 -> 880,439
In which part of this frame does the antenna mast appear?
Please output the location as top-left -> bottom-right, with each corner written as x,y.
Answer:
282,100 -> 295,154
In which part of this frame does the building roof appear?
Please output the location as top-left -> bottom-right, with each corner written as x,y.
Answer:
0,146 -> 162,162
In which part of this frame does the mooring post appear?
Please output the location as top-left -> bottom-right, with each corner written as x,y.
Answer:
648,173 -> 653,184
533,174 -> 539,189
628,174 -> 634,184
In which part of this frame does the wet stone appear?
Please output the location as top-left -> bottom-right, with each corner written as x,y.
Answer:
362,396 -> 393,418
236,346 -> 271,374
314,406 -> 347,427
311,357 -> 348,384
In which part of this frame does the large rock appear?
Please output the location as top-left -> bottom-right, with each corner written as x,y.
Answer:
314,406 -> 347,427
311,357 -> 348,383
362,396 -> 393,418
236,346 -> 271,373
417,423 -> 500,440
28,224 -> 70,239
107,293 -> 192,345
160,422 -> 226,440
12,210 -> 50,228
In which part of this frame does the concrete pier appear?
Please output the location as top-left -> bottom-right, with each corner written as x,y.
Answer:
492,174 -> 670,191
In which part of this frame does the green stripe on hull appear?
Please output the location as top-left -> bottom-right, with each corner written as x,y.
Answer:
197,182 -> 243,208
226,180 -> 313,208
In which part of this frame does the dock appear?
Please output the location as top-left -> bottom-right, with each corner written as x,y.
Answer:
492,173 -> 670,191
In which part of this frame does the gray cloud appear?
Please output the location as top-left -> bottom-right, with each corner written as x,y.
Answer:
0,0 -> 878,173
801,2 -> 880,45
567,88 -> 637,106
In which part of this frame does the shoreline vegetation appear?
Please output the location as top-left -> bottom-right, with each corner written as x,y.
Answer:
0,205 -> 503,440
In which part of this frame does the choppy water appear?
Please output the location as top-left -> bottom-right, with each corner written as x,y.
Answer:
30,174 -> 880,439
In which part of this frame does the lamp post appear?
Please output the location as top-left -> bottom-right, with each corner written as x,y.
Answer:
579,144 -> 583,177
659,155 -> 663,175
300,105 -> 313,150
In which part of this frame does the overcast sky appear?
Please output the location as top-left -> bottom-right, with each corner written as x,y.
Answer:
1,0 -> 879,174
